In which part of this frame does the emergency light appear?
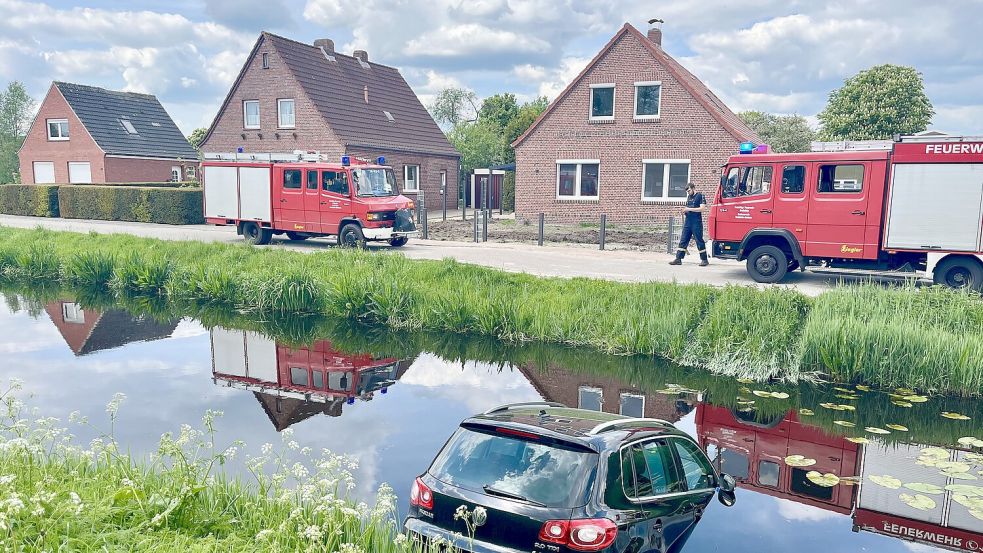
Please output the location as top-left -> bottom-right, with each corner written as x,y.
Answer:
377,156 -> 385,165
347,397 -> 356,405
739,142 -> 755,154
341,155 -> 351,166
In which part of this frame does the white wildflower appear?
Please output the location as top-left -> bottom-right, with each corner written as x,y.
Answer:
255,529 -> 274,542
302,524 -> 323,541
338,544 -> 363,553
261,443 -> 273,455
105,393 -> 126,417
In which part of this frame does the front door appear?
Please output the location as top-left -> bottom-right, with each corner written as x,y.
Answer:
805,163 -> 871,259
276,168 -> 306,231
303,169 -> 322,233
713,165 -> 775,243
319,169 -> 352,235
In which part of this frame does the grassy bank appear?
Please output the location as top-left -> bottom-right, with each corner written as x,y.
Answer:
0,226 -> 981,395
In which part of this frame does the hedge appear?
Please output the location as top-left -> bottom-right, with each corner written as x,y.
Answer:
58,185 -> 204,225
0,184 -> 60,217
78,181 -> 198,188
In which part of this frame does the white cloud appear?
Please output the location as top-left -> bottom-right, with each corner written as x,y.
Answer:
774,496 -> 844,522
535,56 -> 591,100
405,24 -> 551,57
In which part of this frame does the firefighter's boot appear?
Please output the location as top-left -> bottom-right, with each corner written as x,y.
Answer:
699,251 -> 709,267
669,249 -> 685,265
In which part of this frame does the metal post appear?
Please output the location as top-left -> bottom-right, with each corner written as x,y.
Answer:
599,214 -> 606,250
421,191 -> 428,239
482,209 -> 488,242
442,182 -> 447,222
473,209 -> 479,243
538,213 -> 544,246
667,216 -> 675,254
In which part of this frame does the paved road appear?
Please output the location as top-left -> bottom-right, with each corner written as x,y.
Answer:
0,215 -> 921,296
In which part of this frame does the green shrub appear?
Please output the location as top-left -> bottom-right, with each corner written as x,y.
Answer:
58,185 -> 203,224
0,184 -> 59,216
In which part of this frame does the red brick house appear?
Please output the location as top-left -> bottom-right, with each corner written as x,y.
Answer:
513,23 -> 760,224
19,82 -> 199,184
202,33 -> 460,210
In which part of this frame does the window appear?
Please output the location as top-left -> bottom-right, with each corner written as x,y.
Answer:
758,460 -> 780,487
47,119 -> 69,141
383,110 -> 394,122
590,84 -> 614,120
642,160 -> 690,201
283,169 -> 302,190
578,386 -> 603,411
312,370 -> 323,389
782,165 -> 805,194
32,162 -> 55,184
170,166 -> 181,182
353,168 -> 397,197
328,371 -> 352,391
672,439 -> 715,491
262,52 -> 269,69
628,440 -> 684,498
68,162 -> 92,184
277,99 -> 295,128
818,164 -> 864,193
403,165 -> 419,192
307,169 -> 318,190
62,303 -> 84,324
289,367 -> 309,386
557,160 -> 600,199
620,393 -> 645,418
634,81 -> 661,118
322,170 -> 349,195
119,119 -> 137,134
722,166 -> 773,198
186,165 -> 196,179
790,468 -> 833,500
243,100 -> 260,129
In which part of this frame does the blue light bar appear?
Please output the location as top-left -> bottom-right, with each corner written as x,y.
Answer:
377,156 -> 386,165
739,142 -> 755,155
341,155 -> 351,166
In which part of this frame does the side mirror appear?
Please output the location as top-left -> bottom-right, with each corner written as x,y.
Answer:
718,490 -> 736,507
717,473 -> 737,507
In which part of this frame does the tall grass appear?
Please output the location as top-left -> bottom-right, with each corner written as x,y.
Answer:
0,225 -> 981,395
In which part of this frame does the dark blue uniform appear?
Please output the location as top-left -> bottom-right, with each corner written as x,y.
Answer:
675,191 -> 707,262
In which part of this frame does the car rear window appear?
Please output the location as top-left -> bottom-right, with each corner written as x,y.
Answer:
429,427 -> 597,508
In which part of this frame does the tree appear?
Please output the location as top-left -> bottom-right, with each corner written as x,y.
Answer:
447,120 -> 504,176
0,82 -> 35,183
427,88 -> 478,130
502,97 -> 548,162
817,64 -> 934,141
187,127 -> 208,153
739,111 -> 815,153
478,93 -> 519,131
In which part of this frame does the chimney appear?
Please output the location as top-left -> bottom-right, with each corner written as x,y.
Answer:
353,50 -> 369,63
647,18 -> 663,46
313,39 -> 334,54
363,85 -> 369,104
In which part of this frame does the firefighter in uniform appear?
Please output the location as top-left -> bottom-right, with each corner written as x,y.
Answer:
669,182 -> 709,266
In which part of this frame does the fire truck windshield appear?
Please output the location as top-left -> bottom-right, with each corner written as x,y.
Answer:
352,168 -> 397,197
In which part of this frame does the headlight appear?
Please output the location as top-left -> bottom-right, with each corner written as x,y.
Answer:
406,201 -> 415,210
366,212 -> 382,221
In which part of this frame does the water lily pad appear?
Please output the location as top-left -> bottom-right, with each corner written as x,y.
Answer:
865,427 -> 891,435
736,378 -> 755,384
869,475 -> 903,489
885,424 -> 909,432
942,412 -> 971,420
835,394 -> 860,401
806,471 -> 840,487
946,484 -> 983,497
799,408 -> 814,416
916,457 -> 941,467
903,395 -> 929,403
833,387 -> 853,393
846,437 -> 870,444
921,447 -> 950,459
737,400 -> 755,406
969,510 -> 983,521
937,461 -> 971,472
904,482 -> 944,495
896,388 -> 916,395
784,455 -> 817,467
958,437 -> 983,448
752,390 -> 773,398
892,401 -> 914,408
943,471 -> 979,480
771,392 -> 790,399
819,402 -> 855,411
833,420 -> 856,428
965,453 -> 983,463
900,493 -> 936,511
855,385 -> 872,392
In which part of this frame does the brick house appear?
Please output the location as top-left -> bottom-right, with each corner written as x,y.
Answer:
19,82 -> 199,184
202,33 -> 460,210
512,22 -> 760,224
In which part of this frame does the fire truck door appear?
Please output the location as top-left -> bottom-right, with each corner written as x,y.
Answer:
772,164 -> 810,246
303,170 -> 323,233
277,168 -> 307,231
806,163 -> 871,259
714,165 -> 775,241
319,170 -> 352,235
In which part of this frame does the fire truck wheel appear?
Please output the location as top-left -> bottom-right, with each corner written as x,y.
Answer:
389,236 -> 408,247
933,257 -> 983,291
285,232 -> 309,241
339,224 -> 366,249
242,222 -> 272,246
746,245 -> 788,283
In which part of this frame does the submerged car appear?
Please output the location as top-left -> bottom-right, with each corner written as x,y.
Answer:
404,401 -> 737,552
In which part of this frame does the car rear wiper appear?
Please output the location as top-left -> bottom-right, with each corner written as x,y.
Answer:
482,485 -> 546,507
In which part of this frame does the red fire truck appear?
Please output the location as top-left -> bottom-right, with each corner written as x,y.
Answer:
201,152 -> 417,247
709,136 -> 983,290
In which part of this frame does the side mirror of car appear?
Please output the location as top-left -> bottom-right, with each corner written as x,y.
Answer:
717,473 -> 737,507
718,489 -> 736,507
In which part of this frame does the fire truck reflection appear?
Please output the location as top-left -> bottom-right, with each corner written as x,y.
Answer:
696,404 -> 983,551
210,327 -> 413,430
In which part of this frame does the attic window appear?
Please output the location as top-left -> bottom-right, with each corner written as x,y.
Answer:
151,122 -> 161,127
357,58 -> 370,69
383,110 -> 394,122
320,47 -> 335,62
262,52 -> 270,69
120,119 -> 138,134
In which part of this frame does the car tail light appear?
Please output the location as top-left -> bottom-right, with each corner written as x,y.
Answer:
539,519 -> 617,551
409,477 -> 434,510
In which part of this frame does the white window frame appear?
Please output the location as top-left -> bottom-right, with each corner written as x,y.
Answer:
633,81 -> 662,119
556,159 -> 600,200
170,166 -> 182,182
46,119 -> 69,141
589,83 -> 615,121
186,165 -> 196,179
262,52 -> 270,69
119,118 -> 138,134
277,98 -> 295,129
619,393 -> 646,418
243,100 -> 260,129
578,386 -> 604,411
641,159 -> 691,202
62,302 -> 84,324
403,165 -> 420,193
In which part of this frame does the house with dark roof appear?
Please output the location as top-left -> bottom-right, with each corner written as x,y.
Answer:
18,82 -> 199,184
44,300 -> 179,356
202,33 -> 460,210
512,22 -> 760,224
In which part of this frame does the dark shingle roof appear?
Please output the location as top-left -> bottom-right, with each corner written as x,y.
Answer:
264,33 -> 459,157
55,82 -> 198,160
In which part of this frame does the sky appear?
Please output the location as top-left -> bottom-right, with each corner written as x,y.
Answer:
2,0 -> 983,136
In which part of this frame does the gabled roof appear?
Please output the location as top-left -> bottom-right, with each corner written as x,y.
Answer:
54,82 -> 198,160
513,23 -> 760,148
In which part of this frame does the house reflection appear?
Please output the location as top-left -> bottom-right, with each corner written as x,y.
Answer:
45,300 -> 179,356
696,403 -> 983,551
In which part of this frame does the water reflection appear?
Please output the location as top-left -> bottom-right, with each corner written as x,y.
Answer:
45,299 -> 179,355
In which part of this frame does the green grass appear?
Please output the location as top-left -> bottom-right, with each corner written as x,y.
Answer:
0,225 -> 981,395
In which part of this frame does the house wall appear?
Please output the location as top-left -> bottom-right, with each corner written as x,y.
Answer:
104,157 -> 200,183
201,35 -> 347,158
346,147 -> 459,211
514,31 -> 742,225
18,85 -> 106,184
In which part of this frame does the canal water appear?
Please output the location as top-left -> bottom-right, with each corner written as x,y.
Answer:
3,289 -> 983,552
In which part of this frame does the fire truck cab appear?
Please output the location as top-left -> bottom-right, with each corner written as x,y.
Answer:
709,136 -> 983,290
202,152 -> 417,248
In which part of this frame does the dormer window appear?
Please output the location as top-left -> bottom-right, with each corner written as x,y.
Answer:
589,84 -> 615,121
120,118 -> 137,134
47,119 -> 69,141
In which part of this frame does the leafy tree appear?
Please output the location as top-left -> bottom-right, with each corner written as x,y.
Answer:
447,120 -> 504,175
739,111 -> 815,153
187,127 -> 208,153
478,93 -> 519,131
0,82 -> 35,184
817,64 -> 934,140
428,88 -> 478,130
502,97 -> 548,162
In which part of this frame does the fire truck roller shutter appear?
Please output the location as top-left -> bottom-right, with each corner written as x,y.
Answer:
885,164 -> 983,252
238,166 -> 273,223
203,166 -> 238,220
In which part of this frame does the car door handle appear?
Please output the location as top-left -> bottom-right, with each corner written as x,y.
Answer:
320,201 -> 328,205
718,207 -> 729,212
851,210 -> 865,215
280,198 -> 287,203
760,209 -> 772,214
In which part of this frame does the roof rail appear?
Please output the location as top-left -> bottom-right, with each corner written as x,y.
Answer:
810,140 -> 894,152
482,401 -> 566,415
588,417 -> 673,435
